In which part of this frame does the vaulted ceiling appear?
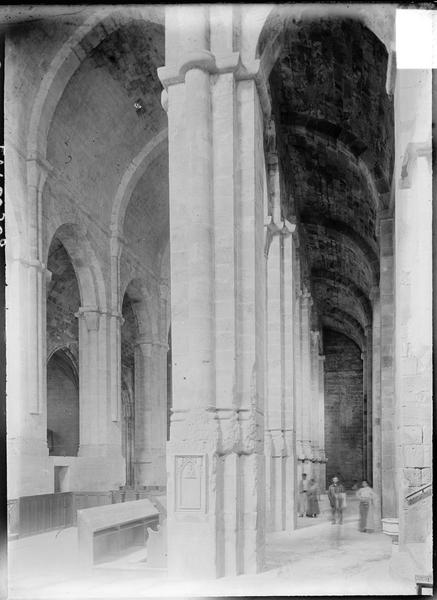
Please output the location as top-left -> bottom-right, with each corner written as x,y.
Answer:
268,17 -> 394,349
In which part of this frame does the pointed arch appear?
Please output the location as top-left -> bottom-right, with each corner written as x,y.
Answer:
46,222 -> 107,310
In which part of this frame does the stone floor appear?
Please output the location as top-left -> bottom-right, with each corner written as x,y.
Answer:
8,497 -> 417,598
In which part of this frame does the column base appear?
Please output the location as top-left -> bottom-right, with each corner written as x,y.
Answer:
167,408 -> 265,579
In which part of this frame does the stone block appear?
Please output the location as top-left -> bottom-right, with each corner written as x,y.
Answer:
402,426 -> 422,445
403,467 -> 422,487
401,357 -> 418,376
420,468 -> 432,484
422,444 -> 432,467
403,444 -> 425,468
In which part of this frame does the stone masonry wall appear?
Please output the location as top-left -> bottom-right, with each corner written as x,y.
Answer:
324,329 -> 363,488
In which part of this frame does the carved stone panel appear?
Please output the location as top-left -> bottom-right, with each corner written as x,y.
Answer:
174,454 -> 206,512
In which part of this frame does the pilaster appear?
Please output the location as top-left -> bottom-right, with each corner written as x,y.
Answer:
299,290 -> 313,471
379,214 -> 397,518
6,256 -> 51,497
371,286 -> 382,530
75,306 -> 124,490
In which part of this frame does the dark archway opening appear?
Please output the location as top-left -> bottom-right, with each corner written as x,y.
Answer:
324,329 -> 364,489
121,291 -> 138,488
47,349 -> 79,457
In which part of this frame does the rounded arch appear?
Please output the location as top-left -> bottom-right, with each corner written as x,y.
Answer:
255,4 -> 394,69
26,6 -> 163,165
46,222 -> 107,310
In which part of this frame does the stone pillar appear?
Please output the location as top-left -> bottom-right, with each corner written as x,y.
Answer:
134,337 -> 154,487
365,326 -> 373,484
361,351 -> 368,480
394,68 -> 432,551
371,287 -> 382,529
310,330 -> 321,482
266,232 -> 282,531
6,256 -> 51,497
379,215 -> 397,518
318,355 -> 326,491
134,336 -> 167,488
265,219 -> 296,533
159,5 -> 266,578
299,290 -> 313,476
76,307 -> 124,491
293,252 -> 304,482
282,224 -> 297,531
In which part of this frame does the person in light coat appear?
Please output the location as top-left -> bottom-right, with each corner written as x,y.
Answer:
356,480 -> 377,532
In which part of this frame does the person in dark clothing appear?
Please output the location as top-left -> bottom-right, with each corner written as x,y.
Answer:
328,476 -> 346,524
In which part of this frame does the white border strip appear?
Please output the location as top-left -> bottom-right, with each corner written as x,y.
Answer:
396,9 -> 437,69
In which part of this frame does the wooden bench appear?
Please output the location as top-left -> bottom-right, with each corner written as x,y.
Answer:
415,574 -> 433,595
77,499 -> 159,567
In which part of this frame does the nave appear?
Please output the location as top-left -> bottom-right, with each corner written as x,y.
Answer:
8,494 -> 417,598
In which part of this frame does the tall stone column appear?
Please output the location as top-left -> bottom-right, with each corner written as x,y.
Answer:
293,250 -> 304,481
282,224 -> 297,531
379,214 -> 397,517
310,330 -> 321,482
266,232 -> 282,531
318,355 -> 326,491
76,307 -> 124,490
265,219 -> 296,533
361,350 -> 368,479
6,256 -> 51,497
299,290 -> 313,476
371,287 -> 382,529
134,337 -> 167,488
6,157 -> 52,497
159,5 -> 266,578
365,325 -> 373,484
394,68 -> 432,552
134,337 -> 154,487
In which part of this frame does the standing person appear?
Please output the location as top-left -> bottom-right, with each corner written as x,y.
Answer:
328,475 -> 345,524
306,478 -> 320,517
356,480 -> 377,532
297,473 -> 308,517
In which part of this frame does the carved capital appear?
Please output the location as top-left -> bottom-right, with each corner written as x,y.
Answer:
282,218 -> 296,236
264,215 -> 283,258
300,290 -> 313,308
159,51 -> 249,89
